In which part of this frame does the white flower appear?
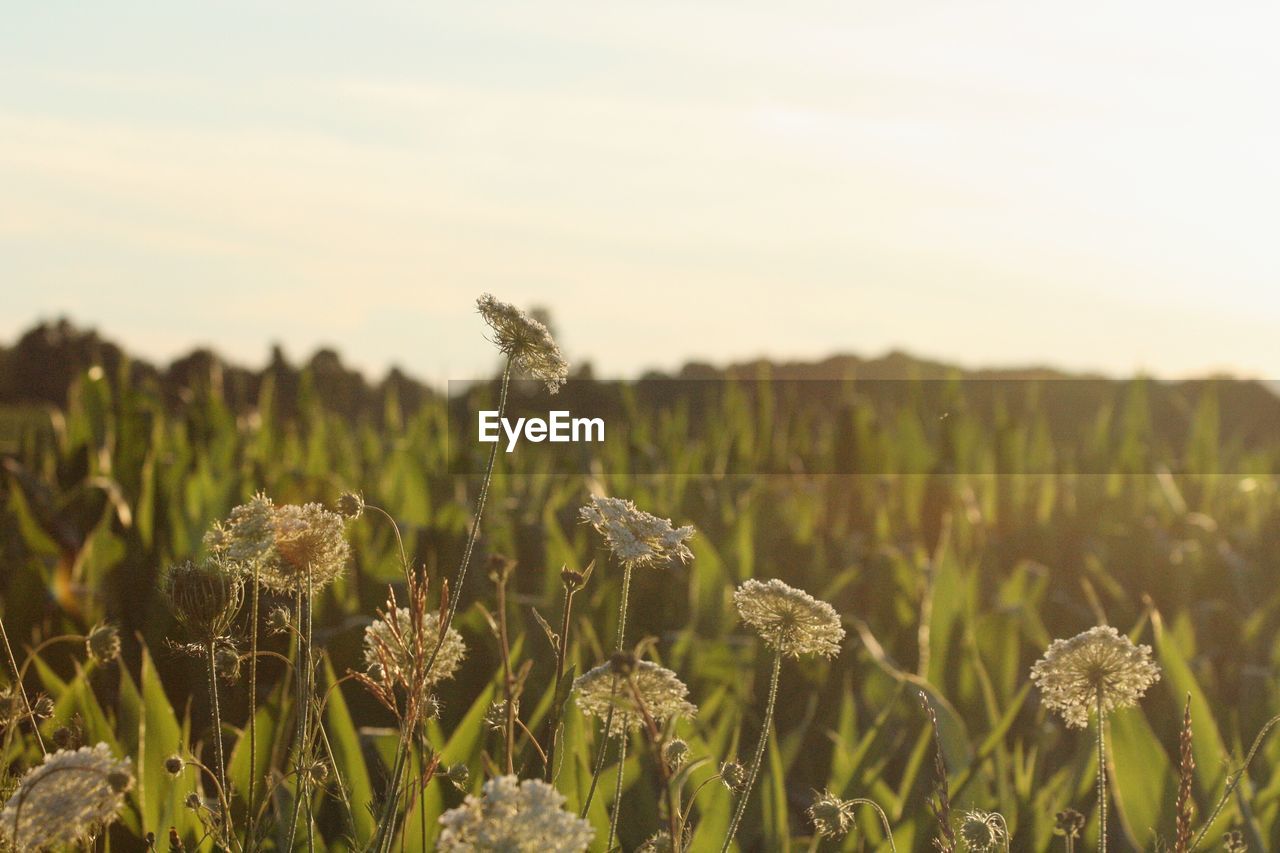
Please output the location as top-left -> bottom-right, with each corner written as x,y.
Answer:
438,775 -> 594,852
0,744 -> 133,850
733,579 -> 845,659
579,496 -> 695,569
477,294 -> 569,393
1030,625 -> 1161,729
206,495 -> 351,593
363,608 -> 466,688
573,661 -> 697,738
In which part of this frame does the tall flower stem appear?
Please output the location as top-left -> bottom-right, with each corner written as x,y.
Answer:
284,578 -> 315,853
0,617 -> 45,756
424,356 -> 512,681
582,562 -> 635,816
245,567 -> 260,848
720,650 -> 782,853
205,640 -> 231,843
543,582 -> 579,781
1096,690 -> 1108,853
606,725 -> 629,850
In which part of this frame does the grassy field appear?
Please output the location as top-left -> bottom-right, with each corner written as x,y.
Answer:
1,302 -> 1278,851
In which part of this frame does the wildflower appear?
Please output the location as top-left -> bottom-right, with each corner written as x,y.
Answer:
719,760 -> 747,792
205,494 -> 351,593
161,558 -> 244,641
336,491 -> 365,519
959,810 -> 1006,851
437,774 -> 594,852
85,623 -> 121,664
574,661 -> 696,738
477,294 -> 569,393
184,792 -> 202,810
662,738 -> 689,771
1030,626 -> 1162,729
807,790 -> 855,839
164,755 -> 185,776
1053,809 -> 1085,839
0,744 -> 133,850
363,608 -> 466,690
30,695 -> 54,720
733,578 -> 845,659
579,496 -> 695,569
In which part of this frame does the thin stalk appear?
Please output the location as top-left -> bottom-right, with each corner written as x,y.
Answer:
495,569 -> 516,775
372,735 -> 411,853
284,582 -> 312,852
606,726 -> 629,851
543,585 -> 577,781
624,679 -> 682,849
0,617 -> 45,755
246,567 -> 260,849
846,799 -> 897,852
423,356 -> 512,680
582,563 -> 635,816
1096,690 -> 1107,853
1190,713 -> 1280,849
205,641 -> 231,844
719,651 -> 782,853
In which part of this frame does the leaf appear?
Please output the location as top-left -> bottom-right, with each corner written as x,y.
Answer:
1108,706 -> 1175,849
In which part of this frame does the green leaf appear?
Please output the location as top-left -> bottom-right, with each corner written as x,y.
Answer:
1108,706 -> 1175,849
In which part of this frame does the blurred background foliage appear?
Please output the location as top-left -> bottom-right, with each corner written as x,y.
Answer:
1,320 -> 1279,850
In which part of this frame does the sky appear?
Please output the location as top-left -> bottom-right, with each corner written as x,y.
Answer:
2,1 -> 1278,384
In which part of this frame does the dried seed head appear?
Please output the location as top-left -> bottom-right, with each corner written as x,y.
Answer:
484,700 -> 517,733
720,760 -> 748,792
164,755 -> 185,776
437,774 -> 594,852
1030,625 -> 1161,728
161,558 -> 244,641
0,744 -> 133,850
733,578 -> 845,659
662,738 -> 689,771
336,491 -> 365,519
476,294 -> 569,393
807,790 -> 855,839
214,646 -> 241,683
86,623 -> 121,664
184,792 -> 202,810
579,497 -> 695,569
31,694 -> 55,720
52,716 -> 85,750
637,830 -> 685,852
446,762 -> 470,792
266,606 -> 292,634
574,661 -> 697,739
1053,809 -> 1085,838
560,568 -> 587,592
959,810 -> 1006,852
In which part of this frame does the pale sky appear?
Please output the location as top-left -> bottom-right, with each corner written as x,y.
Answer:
2,1 -> 1277,383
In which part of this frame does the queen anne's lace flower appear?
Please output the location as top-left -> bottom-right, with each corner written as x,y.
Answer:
807,790 -> 855,839
206,494 -> 351,593
437,774 -> 594,852
573,661 -> 696,738
579,497 -> 695,569
0,744 -> 133,850
161,557 -> 244,641
363,608 -> 466,688
1030,625 -> 1161,729
477,294 -> 569,393
733,579 -> 845,659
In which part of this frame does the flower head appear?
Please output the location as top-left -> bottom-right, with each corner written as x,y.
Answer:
363,608 -> 466,690
1030,625 -> 1161,728
0,744 -> 133,850
579,497 -> 695,570
719,760 -> 747,792
161,558 -> 244,641
958,810 -> 1006,851
477,294 -> 569,393
85,623 -> 121,664
1053,809 -> 1085,839
437,774 -> 594,852
206,494 -> 351,593
807,790 -> 855,839
733,579 -> 845,659
573,660 -> 696,738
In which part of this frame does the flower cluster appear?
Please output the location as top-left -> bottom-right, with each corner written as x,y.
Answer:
0,744 -> 133,850
573,660 -> 697,738
733,578 -> 845,659
437,774 -> 594,852
579,496 -> 695,569
959,810 -> 1007,852
477,294 -> 569,393
1030,625 -> 1161,729
161,557 -> 244,641
205,494 -> 351,593
363,607 -> 467,690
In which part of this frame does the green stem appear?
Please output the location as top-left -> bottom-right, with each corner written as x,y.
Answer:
205,641 -> 231,844
246,569 -> 260,849
1096,690 -> 1107,853
0,616 -> 45,756
720,651 -> 782,853
581,563 -> 635,817
543,586 -> 575,782
846,799 -> 897,852
606,725 -> 629,851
